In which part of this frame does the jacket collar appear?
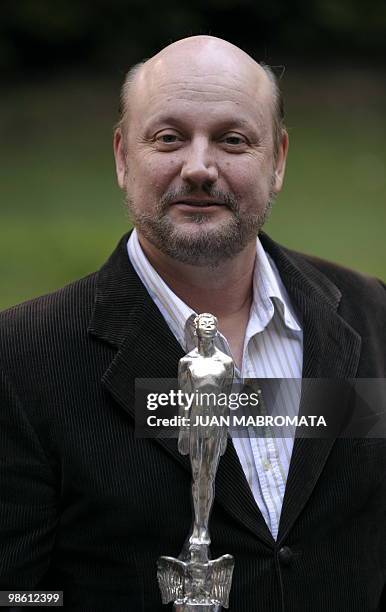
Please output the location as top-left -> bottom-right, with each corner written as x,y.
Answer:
88,230 -> 362,547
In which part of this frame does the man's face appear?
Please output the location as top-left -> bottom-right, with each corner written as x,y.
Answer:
114,41 -> 288,266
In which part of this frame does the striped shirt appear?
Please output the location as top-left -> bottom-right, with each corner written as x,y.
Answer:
127,229 -> 303,539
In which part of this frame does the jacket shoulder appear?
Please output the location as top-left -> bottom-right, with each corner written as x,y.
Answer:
261,232 -> 385,311
283,248 -> 386,356
0,273 -> 98,361
293,250 -> 386,307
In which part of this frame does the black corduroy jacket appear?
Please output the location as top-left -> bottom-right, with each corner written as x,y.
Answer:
0,231 -> 385,611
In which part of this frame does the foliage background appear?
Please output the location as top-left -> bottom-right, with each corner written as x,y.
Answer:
1,0 -> 385,309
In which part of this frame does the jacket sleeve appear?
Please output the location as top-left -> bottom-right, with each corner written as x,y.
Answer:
0,367 -> 59,589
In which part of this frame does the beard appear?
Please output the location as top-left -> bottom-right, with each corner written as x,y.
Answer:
125,183 -> 276,267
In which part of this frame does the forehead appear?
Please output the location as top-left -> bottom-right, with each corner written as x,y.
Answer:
129,52 -> 273,130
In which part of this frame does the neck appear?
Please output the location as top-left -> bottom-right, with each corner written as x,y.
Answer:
197,337 -> 215,357
137,232 -> 256,319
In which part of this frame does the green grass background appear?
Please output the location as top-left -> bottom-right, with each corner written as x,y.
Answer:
1,70 -> 385,310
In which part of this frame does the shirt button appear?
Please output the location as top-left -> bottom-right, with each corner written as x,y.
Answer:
262,459 -> 271,471
278,546 -> 293,566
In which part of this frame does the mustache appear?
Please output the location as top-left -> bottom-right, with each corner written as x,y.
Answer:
158,186 -> 240,213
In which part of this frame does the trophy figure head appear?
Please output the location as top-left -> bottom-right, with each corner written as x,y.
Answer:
194,313 -> 218,340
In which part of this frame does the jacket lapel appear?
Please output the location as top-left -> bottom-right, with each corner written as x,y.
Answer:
260,234 -> 362,542
89,231 -> 362,547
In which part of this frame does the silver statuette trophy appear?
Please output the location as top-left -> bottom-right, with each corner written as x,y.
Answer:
157,313 -> 235,611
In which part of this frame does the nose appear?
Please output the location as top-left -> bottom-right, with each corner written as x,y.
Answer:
180,137 -> 218,187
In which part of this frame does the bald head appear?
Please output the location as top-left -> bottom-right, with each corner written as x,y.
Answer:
135,36 -> 269,92
117,36 -> 284,158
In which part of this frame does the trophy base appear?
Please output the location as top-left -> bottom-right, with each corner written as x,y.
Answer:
174,603 -> 221,612
158,553 -> 234,612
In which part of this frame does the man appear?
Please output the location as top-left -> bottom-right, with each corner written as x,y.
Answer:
0,36 -> 385,611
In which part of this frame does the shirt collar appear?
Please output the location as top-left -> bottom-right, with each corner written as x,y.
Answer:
127,229 -> 301,352
127,229 -> 196,350
247,236 -> 301,337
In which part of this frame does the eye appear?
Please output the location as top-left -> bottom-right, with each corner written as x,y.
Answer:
154,130 -> 183,148
221,133 -> 248,146
158,134 -> 178,143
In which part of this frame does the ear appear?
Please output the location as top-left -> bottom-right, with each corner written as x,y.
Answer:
272,130 -> 289,193
113,128 -> 127,189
